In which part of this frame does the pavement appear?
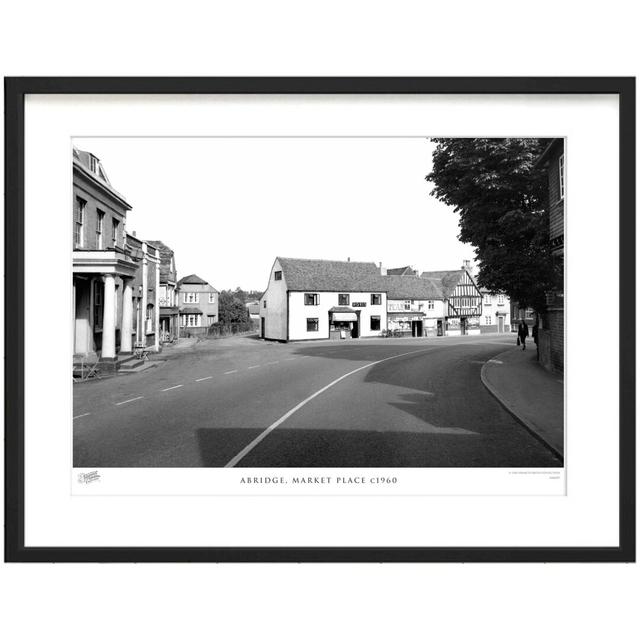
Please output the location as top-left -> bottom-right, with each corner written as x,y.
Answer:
481,343 -> 564,459
74,334 -> 563,468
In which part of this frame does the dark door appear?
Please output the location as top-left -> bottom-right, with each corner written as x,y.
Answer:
260,317 -> 265,338
437,320 -> 443,336
461,318 -> 467,335
350,321 -> 359,339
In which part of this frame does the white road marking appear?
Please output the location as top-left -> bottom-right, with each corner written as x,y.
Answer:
73,412 -> 91,419
225,347 -> 432,468
161,384 -> 183,391
487,359 -> 503,365
248,365 -> 261,369
115,396 -> 144,406
196,376 -> 213,382
224,370 -> 238,375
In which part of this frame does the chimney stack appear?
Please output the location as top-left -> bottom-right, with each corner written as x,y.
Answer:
347,257 -> 350,262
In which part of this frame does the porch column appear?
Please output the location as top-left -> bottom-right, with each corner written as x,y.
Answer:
154,252 -> 160,351
102,274 -> 117,360
141,243 -> 148,347
121,278 -> 134,354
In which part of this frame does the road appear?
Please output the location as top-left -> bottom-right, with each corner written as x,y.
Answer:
73,334 -> 562,467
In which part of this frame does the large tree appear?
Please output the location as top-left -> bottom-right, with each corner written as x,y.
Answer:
218,290 -> 250,324
427,138 -> 558,311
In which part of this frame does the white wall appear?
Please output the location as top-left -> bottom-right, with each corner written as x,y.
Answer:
260,259 -> 288,340
288,291 -> 387,340
481,294 -> 511,331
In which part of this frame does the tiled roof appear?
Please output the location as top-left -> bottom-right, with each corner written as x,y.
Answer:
73,147 -> 131,208
386,266 -> 417,276
179,306 -> 203,314
146,240 -> 177,282
177,274 -> 209,286
277,258 -> 385,292
420,270 -> 466,297
385,275 -> 443,300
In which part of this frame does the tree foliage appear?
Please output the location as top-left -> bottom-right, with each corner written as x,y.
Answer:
218,290 -> 251,324
427,138 -> 558,311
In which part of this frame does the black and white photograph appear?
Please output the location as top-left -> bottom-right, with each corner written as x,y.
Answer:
72,136 -> 565,471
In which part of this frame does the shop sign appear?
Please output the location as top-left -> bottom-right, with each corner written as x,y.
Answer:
352,302 -> 366,307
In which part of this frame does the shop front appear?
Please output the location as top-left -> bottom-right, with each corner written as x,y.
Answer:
387,312 -> 425,337
329,307 -> 359,339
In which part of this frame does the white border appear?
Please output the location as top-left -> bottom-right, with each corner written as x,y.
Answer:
24,94 -> 619,547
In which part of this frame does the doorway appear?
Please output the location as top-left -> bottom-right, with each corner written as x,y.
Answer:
411,320 -> 423,337
460,317 -> 468,335
498,316 -> 504,333
261,317 -> 265,338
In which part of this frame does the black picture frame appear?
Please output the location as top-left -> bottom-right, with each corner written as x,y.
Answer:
4,77 -> 635,563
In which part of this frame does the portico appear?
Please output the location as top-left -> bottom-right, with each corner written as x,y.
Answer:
73,250 -> 138,361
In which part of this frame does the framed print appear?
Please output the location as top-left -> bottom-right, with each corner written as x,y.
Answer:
4,77 -> 635,562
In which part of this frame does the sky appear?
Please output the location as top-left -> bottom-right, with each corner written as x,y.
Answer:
75,137 -> 471,291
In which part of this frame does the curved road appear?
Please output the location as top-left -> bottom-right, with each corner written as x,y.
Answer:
73,335 -> 561,468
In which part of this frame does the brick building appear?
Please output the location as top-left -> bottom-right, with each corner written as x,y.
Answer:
72,147 -> 160,373
535,138 -> 565,373
149,240 -> 180,343
177,274 -> 219,336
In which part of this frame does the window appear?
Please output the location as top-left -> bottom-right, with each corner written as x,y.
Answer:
497,294 -> 505,305
306,318 -> 319,332
404,300 -> 411,311
559,154 -> 565,200
208,292 -> 216,304
338,293 -> 350,306
274,270 -> 282,281
183,292 -> 199,304
485,316 -> 492,325
484,295 -> 492,305
181,314 -> 201,327
112,218 -> 120,246
93,280 -> 103,328
371,294 -> 381,305
428,300 -> 434,310
263,300 -> 267,308
74,197 -> 85,247
95,210 -> 104,249
304,293 -> 319,305
370,316 -> 381,331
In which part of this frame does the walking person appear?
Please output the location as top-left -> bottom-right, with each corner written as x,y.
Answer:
517,319 -> 529,351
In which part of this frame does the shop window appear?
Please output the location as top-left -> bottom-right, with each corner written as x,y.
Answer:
338,293 -> 350,306
304,293 -> 319,306
370,316 -> 381,331
371,294 -> 381,305
306,318 -> 319,332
